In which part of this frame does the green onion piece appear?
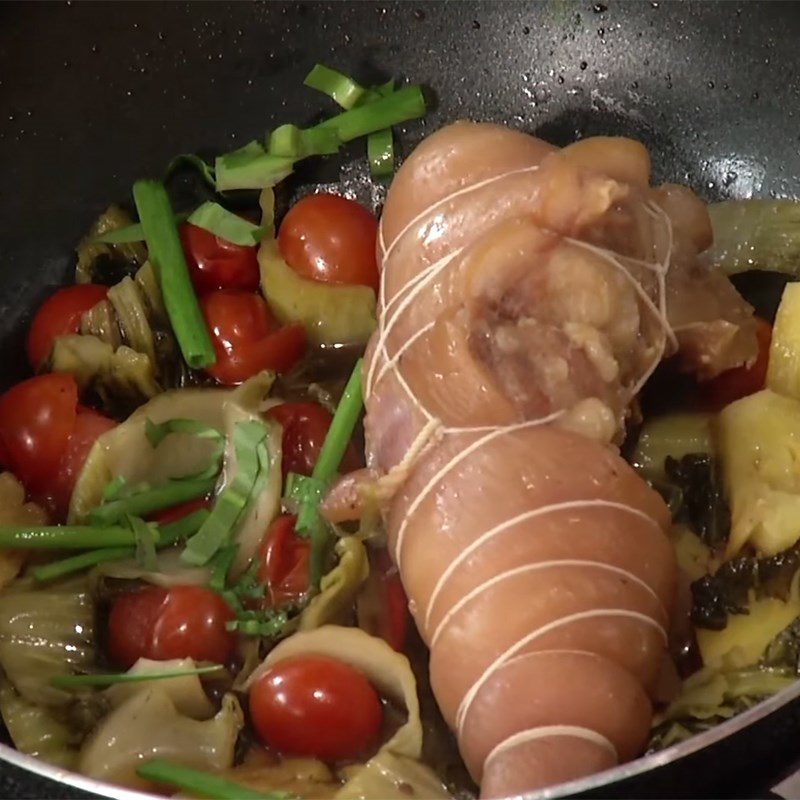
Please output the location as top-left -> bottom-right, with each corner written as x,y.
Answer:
92,211 -> 191,245
32,547 -> 135,583
284,473 -> 326,538
136,759 -> 293,800
88,476 -> 216,527
209,545 -> 238,592
314,85 -> 426,144
132,179 -> 216,369
130,516 -> 158,571
158,508 -> 210,546
0,525 -> 139,550
304,63 -> 368,110
166,154 -> 217,190
187,202 -> 268,247
52,665 -> 225,690
268,124 -> 341,159
226,608 -> 289,637
145,418 -> 224,448
181,421 -> 268,566
214,141 -> 295,192
367,127 -> 394,178
102,475 -> 128,502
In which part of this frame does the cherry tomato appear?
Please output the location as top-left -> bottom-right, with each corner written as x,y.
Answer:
249,655 -> 382,760
278,194 -> 379,291
26,284 -> 108,369
0,373 -> 78,493
699,318 -> 772,411
45,407 -> 116,519
108,585 -> 235,669
180,223 -> 260,295
148,497 -> 213,526
201,291 -> 306,385
357,548 -> 409,652
257,515 -> 310,607
266,401 -> 361,480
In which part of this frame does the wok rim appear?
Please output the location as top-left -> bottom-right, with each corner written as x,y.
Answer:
1,673 -> 799,800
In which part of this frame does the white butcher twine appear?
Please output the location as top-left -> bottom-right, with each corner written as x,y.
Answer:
423,498 -> 662,633
455,608 -> 668,737
483,725 -> 619,774
429,559 -> 664,648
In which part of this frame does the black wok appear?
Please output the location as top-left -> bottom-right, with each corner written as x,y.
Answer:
1,1 -> 800,797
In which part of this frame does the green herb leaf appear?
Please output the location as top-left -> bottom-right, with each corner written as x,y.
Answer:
304,63 -> 368,110
166,154 -> 217,190
130,516 -> 158,571
52,664 -> 225,689
132,179 -> 216,369
137,759 -> 294,800
367,127 -> 394,178
181,421 -> 269,566
187,202 -> 268,246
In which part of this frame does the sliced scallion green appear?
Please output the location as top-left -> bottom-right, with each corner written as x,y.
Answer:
367,127 -> 394,178
304,63 -> 368,110
32,547 -> 135,583
145,417 -> 225,481
0,525 -> 138,550
133,179 -> 216,369
181,421 -> 268,566
268,124 -> 340,159
209,545 -> 238,592
91,211 -> 191,245
166,153 -> 217,190
186,202 -> 268,246
130,515 -> 158,571
51,664 -> 225,689
136,760 -> 293,800
88,476 -> 216,527
214,141 -> 295,192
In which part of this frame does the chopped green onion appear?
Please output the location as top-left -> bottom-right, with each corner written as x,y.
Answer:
132,179 -> 216,369
304,63 -> 368,110
367,127 -> 394,178
314,85 -> 426,144
91,211 -> 191,245
166,153 -> 217,190
51,664 -> 225,689
32,546 -> 135,583
88,476 -> 216,527
268,124 -> 340,159
130,515 -> 158,571
284,473 -> 325,537
209,545 -> 238,592
145,418 -> 224,448
187,202 -> 268,247
181,421 -> 268,566
137,760 -> 293,800
225,607 -> 290,637
30,511 -> 209,582
0,525 -> 138,550
214,141 -> 295,192
102,475 -> 128,502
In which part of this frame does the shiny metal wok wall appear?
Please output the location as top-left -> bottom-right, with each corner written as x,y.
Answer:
1,1 -> 800,798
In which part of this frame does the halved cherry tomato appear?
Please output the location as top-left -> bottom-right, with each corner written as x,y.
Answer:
357,548 -> 409,652
180,223 -> 260,295
0,373 -> 78,493
249,654 -> 382,760
278,194 -> 379,291
266,401 -> 362,480
201,291 -> 306,385
108,585 -> 235,669
699,318 -> 772,411
148,497 -> 213,526
257,514 -> 310,607
26,284 -> 108,369
45,407 -> 116,519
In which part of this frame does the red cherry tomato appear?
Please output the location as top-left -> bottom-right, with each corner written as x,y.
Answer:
45,407 -> 116,519
201,291 -> 306,385
180,223 -> 260,295
148,497 -> 213,526
357,548 -> 409,652
108,585 -> 235,669
278,194 -> 379,291
249,655 -> 382,760
257,514 -> 310,607
0,373 -> 78,493
266,401 -> 361,481
27,284 -> 108,369
699,318 -> 772,411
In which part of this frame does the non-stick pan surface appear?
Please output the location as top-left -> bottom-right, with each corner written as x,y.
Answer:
1,1 -> 800,798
